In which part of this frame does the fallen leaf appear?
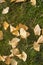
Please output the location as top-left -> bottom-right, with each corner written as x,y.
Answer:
5,57 -> 11,65
2,7 -> 9,14
34,24 -> 41,35
30,0 -> 36,6
37,35 -> 43,44
9,38 -> 20,48
10,48 -> 20,56
20,28 -> 30,39
33,42 -> 40,51
11,59 -> 18,65
19,23 -> 28,30
3,21 -> 9,30
17,51 -> 27,61
10,25 -> 19,36
0,55 -> 6,62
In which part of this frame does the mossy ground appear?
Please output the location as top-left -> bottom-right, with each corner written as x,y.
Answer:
0,0 -> 43,65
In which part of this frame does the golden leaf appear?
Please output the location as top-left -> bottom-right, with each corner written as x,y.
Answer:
3,21 -> 9,30
5,57 -> 11,65
37,35 -> 43,44
17,51 -> 27,61
30,0 -> 36,6
9,38 -> 20,48
34,24 -> 41,35
33,42 -> 40,51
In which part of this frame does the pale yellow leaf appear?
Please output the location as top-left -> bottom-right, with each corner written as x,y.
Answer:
3,21 -> 9,30
34,24 -> 41,35
33,42 -> 40,51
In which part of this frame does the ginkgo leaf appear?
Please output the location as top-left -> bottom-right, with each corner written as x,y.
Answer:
0,55 -> 6,62
11,59 -> 18,65
12,30 -> 19,36
0,31 -> 3,40
20,28 -> 30,39
33,42 -> 40,51
3,21 -> 9,30
9,38 -> 20,48
5,57 -> 11,65
19,23 -> 28,30
0,0 -> 5,3
34,24 -> 41,35
30,0 -> 36,6
17,51 -> 27,61
10,25 -> 16,32
10,25 -> 20,36
37,35 -> 43,44
10,48 -> 20,56
2,7 -> 9,14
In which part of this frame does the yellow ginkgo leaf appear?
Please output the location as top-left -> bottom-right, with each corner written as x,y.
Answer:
10,25 -> 19,36
3,21 -> 9,30
12,30 -> 19,36
17,51 -> 27,61
19,23 -> 28,30
9,38 -> 20,48
37,35 -> 43,44
5,57 -> 11,65
10,48 -> 20,56
11,59 -> 18,65
0,55 -> 6,62
33,42 -> 40,51
2,7 -> 9,14
30,0 -> 36,6
20,28 -> 30,39
10,25 -> 16,32
34,24 -> 41,35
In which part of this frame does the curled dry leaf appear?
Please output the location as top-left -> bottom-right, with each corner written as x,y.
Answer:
34,24 -> 41,35
33,42 -> 40,51
0,31 -> 3,40
0,0 -> 5,3
20,28 -> 30,39
10,48 -> 20,56
30,0 -> 36,6
37,35 -> 43,44
2,7 -> 9,14
10,25 -> 19,36
5,57 -> 11,65
9,38 -> 20,48
11,59 -> 18,65
3,21 -> 9,30
17,51 -> 27,61
19,23 -> 28,30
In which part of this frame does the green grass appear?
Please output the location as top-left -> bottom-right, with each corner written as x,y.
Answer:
0,0 -> 43,65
